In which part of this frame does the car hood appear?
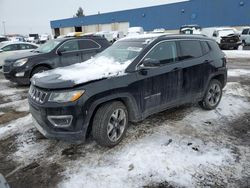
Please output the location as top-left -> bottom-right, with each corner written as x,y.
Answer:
5,51 -> 43,61
32,56 -> 131,89
221,33 -> 239,39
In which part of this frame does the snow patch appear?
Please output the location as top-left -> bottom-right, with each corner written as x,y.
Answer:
13,129 -> 52,164
228,69 -> 250,77
223,50 -> 250,59
0,115 -> 32,140
59,82 -> 250,188
0,99 -> 29,112
225,82 -> 250,97
34,57 -> 131,84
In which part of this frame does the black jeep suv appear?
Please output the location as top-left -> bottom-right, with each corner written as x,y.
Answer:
3,36 -> 110,85
28,34 -> 227,147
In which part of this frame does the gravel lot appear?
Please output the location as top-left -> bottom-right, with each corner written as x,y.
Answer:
0,60 -> 250,188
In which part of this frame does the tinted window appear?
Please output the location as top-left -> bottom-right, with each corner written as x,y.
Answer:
59,40 -> 79,52
179,40 -> 203,60
144,41 -> 177,65
19,44 -> 37,50
200,41 -> 210,55
79,40 -> 100,50
2,44 -> 19,51
242,29 -> 249,35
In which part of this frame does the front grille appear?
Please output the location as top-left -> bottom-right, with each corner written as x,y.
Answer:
29,85 -> 48,104
3,65 -> 11,73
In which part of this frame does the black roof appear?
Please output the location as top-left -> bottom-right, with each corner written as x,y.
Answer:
120,34 -> 211,43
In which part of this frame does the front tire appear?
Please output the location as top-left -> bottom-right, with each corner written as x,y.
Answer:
199,79 -> 223,110
92,101 -> 128,147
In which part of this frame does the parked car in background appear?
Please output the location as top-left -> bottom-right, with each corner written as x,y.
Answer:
39,34 -> 50,44
8,35 -> 25,42
0,36 -> 8,43
240,27 -> 250,46
0,41 -> 38,53
27,34 -> 40,43
2,36 -> 110,85
180,24 -> 202,34
152,28 -> 166,33
66,32 -> 84,37
202,27 -> 241,50
0,42 -> 38,70
111,31 -> 124,42
127,27 -> 144,36
95,31 -> 114,42
28,34 -> 227,147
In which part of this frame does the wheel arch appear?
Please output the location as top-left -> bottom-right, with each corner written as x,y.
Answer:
84,93 -> 141,137
29,64 -> 52,78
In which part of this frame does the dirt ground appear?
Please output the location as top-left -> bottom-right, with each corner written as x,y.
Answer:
0,61 -> 250,188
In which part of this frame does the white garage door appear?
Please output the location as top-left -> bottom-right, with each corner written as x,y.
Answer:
100,24 -> 112,32
83,25 -> 98,33
117,22 -> 130,34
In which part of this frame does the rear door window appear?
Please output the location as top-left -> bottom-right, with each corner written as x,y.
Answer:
144,41 -> 177,65
79,39 -> 100,50
19,44 -> 37,50
58,40 -> 79,52
242,29 -> 249,35
200,41 -> 210,55
2,44 -> 19,51
178,40 -> 203,60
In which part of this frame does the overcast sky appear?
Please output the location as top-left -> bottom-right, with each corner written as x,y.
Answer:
0,0 -> 187,35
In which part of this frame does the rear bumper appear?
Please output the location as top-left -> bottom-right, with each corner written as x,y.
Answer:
219,42 -> 241,49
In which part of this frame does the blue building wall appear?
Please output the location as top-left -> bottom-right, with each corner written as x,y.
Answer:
50,0 -> 250,30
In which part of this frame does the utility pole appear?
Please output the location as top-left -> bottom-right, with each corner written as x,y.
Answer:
2,21 -> 6,35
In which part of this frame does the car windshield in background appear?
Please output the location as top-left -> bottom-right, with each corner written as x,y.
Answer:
35,40 -> 60,53
219,30 -> 235,36
95,41 -> 146,64
0,43 -> 6,49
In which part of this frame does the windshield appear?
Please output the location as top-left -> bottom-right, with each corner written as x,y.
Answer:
35,40 -> 61,53
95,41 -> 146,64
218,30 -> 235,37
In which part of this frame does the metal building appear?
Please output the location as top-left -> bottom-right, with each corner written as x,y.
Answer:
50,0 -> 249,37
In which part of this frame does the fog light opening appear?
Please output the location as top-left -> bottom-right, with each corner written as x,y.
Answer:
48,115 -> 73,128
15,72 -> 25,77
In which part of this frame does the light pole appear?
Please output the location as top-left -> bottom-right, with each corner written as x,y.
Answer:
2,21 -> 6,35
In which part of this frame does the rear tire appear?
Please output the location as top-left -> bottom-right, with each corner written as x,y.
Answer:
31,66 -> 50,78
92,101 -> 128,147
199,79 -> 223,110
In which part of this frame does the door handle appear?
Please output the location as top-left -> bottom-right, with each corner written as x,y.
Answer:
171,67 -> 181,72
204,60 -> 212,63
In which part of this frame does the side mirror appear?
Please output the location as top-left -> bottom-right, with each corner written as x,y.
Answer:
57,50 -> 62,56
142,58 -> 161,67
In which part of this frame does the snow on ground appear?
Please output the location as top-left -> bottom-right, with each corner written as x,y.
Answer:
223,50 -> 250,59
34,57 -> 131,84
58,83 -> 250,188
0,115 -> 32,139
228,69 -> 250,77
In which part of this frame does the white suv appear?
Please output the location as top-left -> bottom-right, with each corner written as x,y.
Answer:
241,27 -> 250,46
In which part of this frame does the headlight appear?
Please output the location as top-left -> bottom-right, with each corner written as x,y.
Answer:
13,58 -> 28,67
49,90 -> 85,103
